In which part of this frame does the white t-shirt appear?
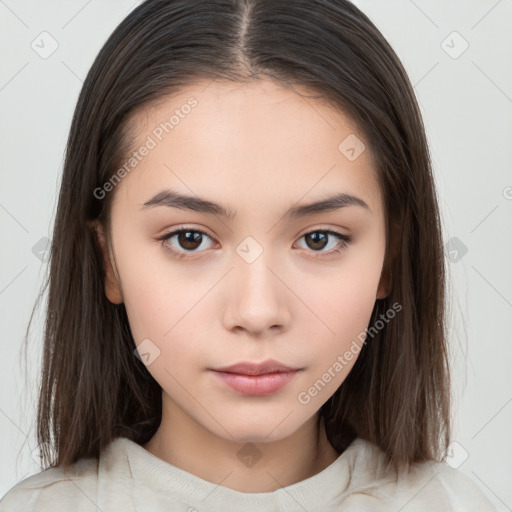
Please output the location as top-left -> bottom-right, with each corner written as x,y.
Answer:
0,436 -> 497,511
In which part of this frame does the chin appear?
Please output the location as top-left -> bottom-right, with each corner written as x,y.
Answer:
208,416 -> 299,445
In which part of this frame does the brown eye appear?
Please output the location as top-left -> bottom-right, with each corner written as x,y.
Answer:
304,231 -> 329,250
296,229 -> 351,258
175,230 -> 203,250
156,228 -> 215,259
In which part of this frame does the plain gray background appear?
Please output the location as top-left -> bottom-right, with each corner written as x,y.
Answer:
1,0 -> 511,509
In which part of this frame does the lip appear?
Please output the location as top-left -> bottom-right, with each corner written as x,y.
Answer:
212,359 -> 300,375
210,359 -> 302,396
211,370 -> 300,395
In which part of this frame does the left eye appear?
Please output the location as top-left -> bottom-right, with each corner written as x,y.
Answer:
156,228 -> 351,259
157,228 -> 215,257
295,230 -> 351,256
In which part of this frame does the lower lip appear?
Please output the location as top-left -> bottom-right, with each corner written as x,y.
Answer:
211,370 -> 300,395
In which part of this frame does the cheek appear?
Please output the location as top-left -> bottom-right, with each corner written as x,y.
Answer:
115,217 -> 384,393
292,238 -> 384,398
121,271 -> 207,393
297,270 -> 377,364
121,266 -> 202,348
285,284 -> 378,411
115,241 -> 215,372
299,236 -> 384,341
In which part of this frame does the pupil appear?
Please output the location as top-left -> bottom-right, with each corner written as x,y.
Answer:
307,232 -> 327,250
179,231 -> 201,250
175,231 -> 330,252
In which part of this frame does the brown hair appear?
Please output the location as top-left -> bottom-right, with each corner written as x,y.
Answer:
28,0 -> 450,470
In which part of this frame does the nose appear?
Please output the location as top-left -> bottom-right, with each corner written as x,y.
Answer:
222,249 -> 292,336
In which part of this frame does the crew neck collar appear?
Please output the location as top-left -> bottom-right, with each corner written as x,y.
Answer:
110,436 -> 365,511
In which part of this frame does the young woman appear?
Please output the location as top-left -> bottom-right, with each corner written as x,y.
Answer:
0,0 -> 497,510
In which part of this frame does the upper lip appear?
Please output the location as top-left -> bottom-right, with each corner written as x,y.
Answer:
212,359 -> 301,375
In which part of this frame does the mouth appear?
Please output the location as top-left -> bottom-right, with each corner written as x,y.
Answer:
212,358 -> 301,376
209,359 -> 302,395
210,370 -> 301,396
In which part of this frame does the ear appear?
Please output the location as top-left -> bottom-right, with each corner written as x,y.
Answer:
376,220 -> 399,300
89,220 -> 123,304
376,265 -> 390,299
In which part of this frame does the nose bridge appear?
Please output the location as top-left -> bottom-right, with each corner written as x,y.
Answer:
225,236 -> 290,333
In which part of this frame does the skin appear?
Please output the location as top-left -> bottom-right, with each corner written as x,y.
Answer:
93,78 -> 389,493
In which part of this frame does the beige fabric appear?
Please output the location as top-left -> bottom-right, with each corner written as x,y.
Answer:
0,436 -> 497,511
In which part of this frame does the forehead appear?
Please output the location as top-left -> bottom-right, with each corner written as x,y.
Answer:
115,79 -> 383,216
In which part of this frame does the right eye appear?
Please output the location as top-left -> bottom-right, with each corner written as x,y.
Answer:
156,227 -> 217,260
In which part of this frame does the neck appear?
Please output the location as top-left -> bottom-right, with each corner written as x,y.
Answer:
142,394 -> 340,493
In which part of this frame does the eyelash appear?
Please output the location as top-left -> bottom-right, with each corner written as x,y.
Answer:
156,226 -> 352,261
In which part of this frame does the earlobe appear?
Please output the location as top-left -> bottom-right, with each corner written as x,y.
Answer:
376,283 -> 388,300
376,265 -> 391,300
377,222 -> 399,300
89,220 -> 124,304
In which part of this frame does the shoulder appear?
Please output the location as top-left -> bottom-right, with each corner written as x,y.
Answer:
342,438 -> 498,511
0,457 -> 99,512
0,438 -> 129,512
396,459 -> 497,511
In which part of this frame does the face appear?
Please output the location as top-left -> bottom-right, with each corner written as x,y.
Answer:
96,79 -> 388,445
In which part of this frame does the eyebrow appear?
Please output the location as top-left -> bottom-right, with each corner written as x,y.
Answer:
141,189 -> 371,219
